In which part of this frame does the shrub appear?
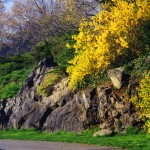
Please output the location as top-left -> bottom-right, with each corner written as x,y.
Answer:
0,57 -> 9,64
31,34 -> 75,72
130,72 -> 150,133
55,48 -> 75,72
124,54 -> 150,79
32,41 -> 53,64
48,34 -> 76,72
67,0 -> 150,89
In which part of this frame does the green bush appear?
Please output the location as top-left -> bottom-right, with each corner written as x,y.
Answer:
32,41 -> 53,64
48,34 -> 75,72
0,57 -> 9,64
55,48 -> 75,72
31,34 -> 76,71
124,54 -> 150,80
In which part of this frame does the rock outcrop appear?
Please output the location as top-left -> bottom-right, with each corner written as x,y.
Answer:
108,67 -> 124,89
0,58 -> 138,134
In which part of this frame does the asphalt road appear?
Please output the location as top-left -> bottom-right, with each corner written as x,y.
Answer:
0,140 -> 121,150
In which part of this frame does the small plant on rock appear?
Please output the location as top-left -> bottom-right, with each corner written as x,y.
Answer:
36,69 -> 63,96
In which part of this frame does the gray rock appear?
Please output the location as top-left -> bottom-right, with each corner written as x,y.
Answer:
43,100 -> 86,132
93,129 -> 113,136
97,86 -> 138,132
0,59 -> 138,133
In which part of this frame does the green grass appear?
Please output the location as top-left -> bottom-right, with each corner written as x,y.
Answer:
0,67 -> 32,99
0,129 -> 150,150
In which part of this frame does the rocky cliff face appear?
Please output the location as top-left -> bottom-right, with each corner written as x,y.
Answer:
0,58 -> 138,134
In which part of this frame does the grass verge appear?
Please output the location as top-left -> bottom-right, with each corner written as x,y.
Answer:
0,129 -> 150,150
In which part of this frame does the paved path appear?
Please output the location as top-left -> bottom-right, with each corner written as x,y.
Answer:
0,140 -> 121,150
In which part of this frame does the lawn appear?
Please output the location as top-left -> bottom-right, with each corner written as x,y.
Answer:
0,129 -> 150,150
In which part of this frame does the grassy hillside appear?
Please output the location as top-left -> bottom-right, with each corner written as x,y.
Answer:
0,53 -> 34,99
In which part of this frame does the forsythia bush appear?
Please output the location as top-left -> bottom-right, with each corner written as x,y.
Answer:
130,72 -> 150,133
66,0 -> 150,89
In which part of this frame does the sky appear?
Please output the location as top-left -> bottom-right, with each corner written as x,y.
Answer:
5,0 -> 13,11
